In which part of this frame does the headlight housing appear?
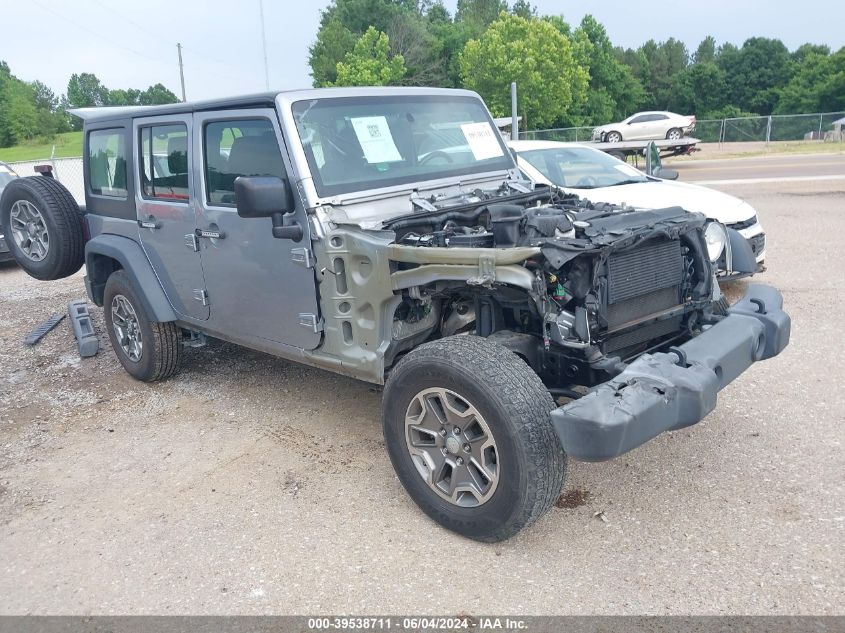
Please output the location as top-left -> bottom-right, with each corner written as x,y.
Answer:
704,222 -> 727,262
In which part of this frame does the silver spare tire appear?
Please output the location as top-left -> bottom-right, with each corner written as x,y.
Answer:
0,176 -> 85,280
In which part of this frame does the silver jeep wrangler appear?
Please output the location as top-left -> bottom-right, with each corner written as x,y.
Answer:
0,88 -> 790,541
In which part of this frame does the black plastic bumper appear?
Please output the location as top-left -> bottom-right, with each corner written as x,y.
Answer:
550,284 -> 790,461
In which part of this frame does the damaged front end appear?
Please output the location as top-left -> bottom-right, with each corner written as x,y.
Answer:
380,186 -> 790,460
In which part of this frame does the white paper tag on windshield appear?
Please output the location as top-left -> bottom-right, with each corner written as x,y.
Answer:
614,164 -> 643,177
350,116 -> 402,163
460,122 -> 504,161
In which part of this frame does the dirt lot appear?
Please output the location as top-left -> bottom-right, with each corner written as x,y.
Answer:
1,176 -> 843,615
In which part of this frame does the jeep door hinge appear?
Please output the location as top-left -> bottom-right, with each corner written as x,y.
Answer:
193,289 -> 209,306
291,247 -> 316,269
185,233 -> 200,252
298,313 -> 324,333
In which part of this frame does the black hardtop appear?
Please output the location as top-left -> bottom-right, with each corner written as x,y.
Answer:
70,92 -> 280,125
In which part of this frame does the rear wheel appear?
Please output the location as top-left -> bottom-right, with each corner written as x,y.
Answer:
666,127 -> 683,141
382,336 -> 567,542
605,131 -> 622,143
103,270 -> 182,382
0,177 -> 84,280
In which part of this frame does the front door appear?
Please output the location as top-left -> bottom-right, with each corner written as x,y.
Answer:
134,115 -> 209,321
192,109 -> 321,349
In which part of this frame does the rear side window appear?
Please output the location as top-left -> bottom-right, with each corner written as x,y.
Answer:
140,124 -> 189,201
203,119 -> 286,206
88,129 -> 128,198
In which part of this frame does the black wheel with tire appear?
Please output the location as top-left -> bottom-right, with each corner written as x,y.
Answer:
608,150 -> 627,161
103,270 -> 182,382
0,176 -> 84,280
666,127 -> 682,141
382,336 -> 567,542
605,131 -> 622,143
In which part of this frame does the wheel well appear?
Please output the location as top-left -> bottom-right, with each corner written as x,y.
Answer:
87,253 -> 123,306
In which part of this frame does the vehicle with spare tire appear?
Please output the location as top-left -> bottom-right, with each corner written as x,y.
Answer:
0,88 -> 791,541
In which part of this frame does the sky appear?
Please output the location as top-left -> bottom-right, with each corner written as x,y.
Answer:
1,0 -> 843,102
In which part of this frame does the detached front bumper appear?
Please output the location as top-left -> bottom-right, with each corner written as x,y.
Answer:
551,284 -> 790,461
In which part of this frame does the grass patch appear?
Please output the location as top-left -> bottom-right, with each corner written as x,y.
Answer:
0,131 -> 84,163
670,140 -> 845,162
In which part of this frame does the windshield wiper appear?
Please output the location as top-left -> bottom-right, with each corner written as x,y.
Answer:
604,178 -> 648,187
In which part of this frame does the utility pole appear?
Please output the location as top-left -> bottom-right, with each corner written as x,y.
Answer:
176,43 -> 186,102
258,0 -> 270,90
511,82 -> 518,140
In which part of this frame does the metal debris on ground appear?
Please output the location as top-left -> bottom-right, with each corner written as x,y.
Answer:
23,313 -> 66,346
593,510 -> 609,523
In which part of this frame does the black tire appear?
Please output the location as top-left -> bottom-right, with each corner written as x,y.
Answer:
0,176 -> 84,280
666,127 -> 683,141
103,270 -> 182,382
608,150 -> 627,161
382,336 -> 567,542
605,131 -> 622,143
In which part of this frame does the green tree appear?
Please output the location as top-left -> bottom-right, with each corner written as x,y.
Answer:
572,15 -> 645,123
776,47 -> 845,113
137,83 -> 179,105
718,37 -> 793,114
309,16 -> 359,86
332,26 -> 407,86
693,36 -> 716,64
510,0 -> 535,19
667,62 -> 727,115
66,72 -> 109,108
456,0 -> 507,32
459,12 -> 589,129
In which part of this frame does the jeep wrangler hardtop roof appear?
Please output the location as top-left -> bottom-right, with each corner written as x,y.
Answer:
68,87 -> 479,124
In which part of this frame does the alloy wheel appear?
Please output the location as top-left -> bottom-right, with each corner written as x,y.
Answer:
9,200 -> 49,262
111,294 -> 143,362
404,387 -> 499,507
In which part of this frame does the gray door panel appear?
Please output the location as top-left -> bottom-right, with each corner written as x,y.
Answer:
193,109 -> 321,349
134,114 -> 209,321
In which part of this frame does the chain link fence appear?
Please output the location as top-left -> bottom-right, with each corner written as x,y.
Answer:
522,126 -> 595,142
525,111 -> 845,145
7,157 -> 84,203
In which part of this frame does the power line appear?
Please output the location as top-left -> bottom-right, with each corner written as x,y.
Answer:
30,0 -> 170,65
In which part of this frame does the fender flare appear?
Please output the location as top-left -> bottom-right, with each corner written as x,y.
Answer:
85,234 -> 177,322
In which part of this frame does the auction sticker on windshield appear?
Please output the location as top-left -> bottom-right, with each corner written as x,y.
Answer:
460,122 -> 504,161
350,116 -> 403,164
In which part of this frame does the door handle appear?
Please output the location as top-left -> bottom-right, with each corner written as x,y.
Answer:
195,228 -> 226,240
138,218 -> 162,230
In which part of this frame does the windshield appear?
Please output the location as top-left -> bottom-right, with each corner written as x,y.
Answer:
520,146 -> 649,189
291,95 -> 514,197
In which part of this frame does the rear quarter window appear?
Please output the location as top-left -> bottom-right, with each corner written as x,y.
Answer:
88,130 -> 128,198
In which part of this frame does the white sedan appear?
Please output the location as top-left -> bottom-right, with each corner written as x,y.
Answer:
592,111 -> 695,142
509,140 -> 766,277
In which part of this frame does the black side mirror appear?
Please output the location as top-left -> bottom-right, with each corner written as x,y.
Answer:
235,176 -> 302,241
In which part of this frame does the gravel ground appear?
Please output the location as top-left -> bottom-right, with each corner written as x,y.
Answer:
0,177 -> 843,615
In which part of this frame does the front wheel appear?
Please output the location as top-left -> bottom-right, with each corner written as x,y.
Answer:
382,336 -> 567,542
605,131 -> 622,143
666,127 -> 682,141
103,270 -> 182,382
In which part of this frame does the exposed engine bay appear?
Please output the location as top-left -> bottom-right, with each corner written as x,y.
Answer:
384,186 -> 718,391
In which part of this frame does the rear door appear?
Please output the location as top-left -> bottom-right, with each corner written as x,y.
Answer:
134,115 -> 209,320
192,109 -> 321,349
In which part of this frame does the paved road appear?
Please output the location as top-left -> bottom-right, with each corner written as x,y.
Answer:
0,178 -> 843,615
670,152 -> 845,184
